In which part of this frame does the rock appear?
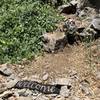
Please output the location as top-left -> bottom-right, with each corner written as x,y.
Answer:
53,78 -> 72,85
54,96 -> 66,100
60,86 -> 71,98
29,75 -> 42,83
6,78 -> 19,89
17,89 -> 27,96
79,27 -> 97,37
78,0 -> 100,11
71,97 -> 80,100
58,3 -> 77,14
96,71 -> 100,80
0,87 -> 7,94
78,7 -> 96,18
42,73 -> 49,81
18,72 -> 24,77
15,86 -> 38,97
16,96 -> 33,100
43,32 -> 67,53
80,80 -> 92,96
0,64 -> 13,76
91,16 -> 100,30
8,96 -> 17,100
78,9 -> 88,18
64,18 -> 77,34
24,89 -> 33,96
32,91 -> 39,96
7,74 -> 19,81
69,70 -> 78,79
36,95 -> 49,100
70,0 -> 78,5
0,75 -> 8,93
0,91 -> 14,99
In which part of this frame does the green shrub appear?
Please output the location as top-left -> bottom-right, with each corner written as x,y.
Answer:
0,0 -> 62,63
41,0 -> 70,7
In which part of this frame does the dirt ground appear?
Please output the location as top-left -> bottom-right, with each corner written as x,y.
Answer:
6,14 -> 100,99
2,33 -> 100,100
11,39 -> 100,82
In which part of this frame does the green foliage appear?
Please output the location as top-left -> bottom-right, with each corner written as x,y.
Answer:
41,0 -> 70,7
0,0 -> 62,63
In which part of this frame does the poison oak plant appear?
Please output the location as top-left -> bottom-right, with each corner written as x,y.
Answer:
0,0 -> 62,63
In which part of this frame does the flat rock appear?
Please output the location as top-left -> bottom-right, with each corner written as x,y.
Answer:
91,16 -> 100,30
95,71 -> 100,80
28,75 -> 42,83
43,32 -> 67,53
17,89 -> 27,96
53,96 -> 66,100
0,91 -> 14,99
36,95 -> 49,100
16,96 -> 33,100
80,80 -> 92,96
60,86 -> 71,98
53,78 -> 72,85
0,64 -> 13,76
71,96 -> 80,100
58,3 -> 77,14
64,18 -> 77,34
42,72 -> 49,81
6,78 -> 19,89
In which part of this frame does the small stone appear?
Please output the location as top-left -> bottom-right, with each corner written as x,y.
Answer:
0,87 -> 7,94
0,82 -> 7,94
54,96 -> 66,100
70,0 -> 78,5
46,94 -> 57,98
71,97 -> 80,100
16,96 -> 33,100
6,78 -> 19,89
80,80 -> 92,96
69,70 -> 78,79
42,73 -> 49,81
24,89 -> 33,96
36,95 -> 49,100
18,72 -> 24,77
60,86 -> 71,98
18,65 -> 24,69
17,89 -> 27,96
7,74 -> 19,82
64,18 -> 77,34
0,64 -> 13,76
53,78 -> 72,85
91,16 -> 100,30
0,91 -> 14,98
29,75 -> 42,83
96,71 -> 100,80
8,96 -> 17,100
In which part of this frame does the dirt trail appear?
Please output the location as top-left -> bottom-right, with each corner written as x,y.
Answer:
1,29 -> 100,100
12,43 -> 98,79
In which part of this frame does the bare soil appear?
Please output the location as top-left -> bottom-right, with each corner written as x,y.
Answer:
8,39 -> 100,99
7,14 -> 100,99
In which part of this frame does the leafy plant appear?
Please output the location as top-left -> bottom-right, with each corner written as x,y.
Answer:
0,0 -> 62,63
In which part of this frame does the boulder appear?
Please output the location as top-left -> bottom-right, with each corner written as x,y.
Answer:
60,86 -> 71,98
0,64 -> 13,76
43,32 -> 67,53
91,16 -> 100,31
58,3 -> 77,14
